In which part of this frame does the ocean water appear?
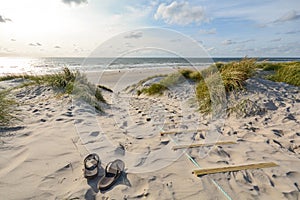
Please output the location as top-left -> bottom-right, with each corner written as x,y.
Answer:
0,57 -> 299,75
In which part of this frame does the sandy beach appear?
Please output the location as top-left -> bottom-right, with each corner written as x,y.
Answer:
0,67 -> 299,200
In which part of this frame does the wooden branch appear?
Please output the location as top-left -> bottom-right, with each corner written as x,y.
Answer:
154,120 -> 200,126
172,141 -> 237,150
160,129 -> 206,136
193,162 -> 278,176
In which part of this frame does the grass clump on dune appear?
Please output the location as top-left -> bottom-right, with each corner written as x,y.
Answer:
196,58 -> 256,113
0,68 -> 106,112
179,69 -> 202,82
72,73 -> 106,111
0,91 -> 18,126
44,67 -> 76,94
160,72 -> 185,87
267,62 -> 300,86
256,62 -> 283,71
138,83 -> 168,96
43,68 -> 106,111
0,68 -> 77,93
219,58 -> 256,92
137,73 -> 184,96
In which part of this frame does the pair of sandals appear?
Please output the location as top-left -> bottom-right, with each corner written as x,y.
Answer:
84,153 -> 125,191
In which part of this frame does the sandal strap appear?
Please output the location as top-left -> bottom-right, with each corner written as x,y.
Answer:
84,153 -> 99,170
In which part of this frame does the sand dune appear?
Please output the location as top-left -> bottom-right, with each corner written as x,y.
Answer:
0,68 -> 299,199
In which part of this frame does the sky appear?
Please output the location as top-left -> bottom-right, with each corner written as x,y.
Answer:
0,0 -> 300,57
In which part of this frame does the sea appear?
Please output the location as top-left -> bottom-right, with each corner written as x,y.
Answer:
0,57 -> 299,75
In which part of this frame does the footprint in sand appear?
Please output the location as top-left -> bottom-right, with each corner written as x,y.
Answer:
90,131 -> 100,137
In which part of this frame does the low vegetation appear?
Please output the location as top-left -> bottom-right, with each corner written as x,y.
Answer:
0,91 -> 18,126
0,68 -> 106,125
256,62 -> 284,71
137,73 -> 183,96
197,58 -> 256,113
265,62 -> 300,87
72,72 -> 105,111
179,69 -> 202,82
138,83 -> 168,96
137,58 -> 257,113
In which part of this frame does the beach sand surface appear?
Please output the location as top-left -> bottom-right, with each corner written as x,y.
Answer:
0,68 -> 299,199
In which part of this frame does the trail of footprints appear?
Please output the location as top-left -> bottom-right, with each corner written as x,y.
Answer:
14,86 -> 75,125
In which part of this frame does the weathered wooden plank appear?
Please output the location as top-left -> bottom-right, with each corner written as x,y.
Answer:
160,129 -> 206,136
193,162 -> 278,176
172,141 -> 237,150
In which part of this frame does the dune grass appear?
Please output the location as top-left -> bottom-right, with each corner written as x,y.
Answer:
0,68 -> 77,93
138,83 -> 168,96
0,68 -> 106,125
40,68 -> 106,111
137,73 -> 184,96
196,58 -> 256,113
255,62 -> 283,71
138,58 -> 256,113
267,62 -> 300,86
71,72 -> 105,111
0,91 -> 18,126
219,58 -> 256,92
178,69 -> 202,82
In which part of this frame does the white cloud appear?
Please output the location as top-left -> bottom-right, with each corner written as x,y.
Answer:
29,42 -> 42,46
124,31 -> 143,39
62,0 -> 87,5
285,30 -> 300,34
273,10 -> 300,23
269,38 -> 281,42
0,15 -> 12,23
207,47 -> 215,51
154,1 -> 208,25
209,1 -> 300,26
222,39 -> 235,45
239,39 -> 255,44
199,28 -> 216,34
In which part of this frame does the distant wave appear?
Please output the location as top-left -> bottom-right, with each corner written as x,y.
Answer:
0,57 -> 299,75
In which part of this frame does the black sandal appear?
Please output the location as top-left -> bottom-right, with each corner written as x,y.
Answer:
84,153 -> 100,179
98,159 -> 125,191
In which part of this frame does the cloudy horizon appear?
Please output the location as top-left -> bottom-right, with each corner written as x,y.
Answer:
0,0 -> 299,57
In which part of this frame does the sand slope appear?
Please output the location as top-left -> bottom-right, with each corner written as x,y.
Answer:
0,69 -> 299,200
